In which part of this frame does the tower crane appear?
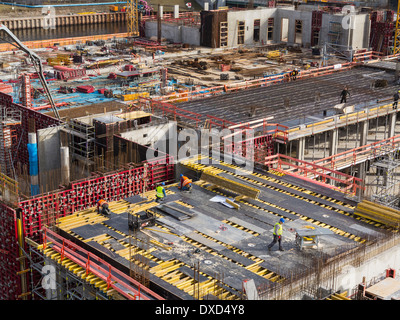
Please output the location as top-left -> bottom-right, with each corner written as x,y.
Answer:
127,0 -> 139,37
0,24 -> 60,120
394,1 -> 400,54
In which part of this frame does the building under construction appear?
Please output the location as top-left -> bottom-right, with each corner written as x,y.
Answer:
1,1 -> 400,302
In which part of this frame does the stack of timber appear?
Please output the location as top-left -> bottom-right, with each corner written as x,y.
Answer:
354,200 -> 400,228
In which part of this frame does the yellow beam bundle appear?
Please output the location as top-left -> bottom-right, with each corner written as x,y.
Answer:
354,200 -> 400,228
200,170 -> 260,199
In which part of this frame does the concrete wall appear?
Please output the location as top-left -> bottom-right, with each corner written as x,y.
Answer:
319,12 -> 370,49
195,0 -> 226,9
37,126 -> 62,191
144,8 -> 371,50
182,25 -> 201,46
37,126 -> 61,173
120,122 -> 177,147
144,21 -> 201,46
275,8 -> 312,47
335,242 -> 400,295
226,8 -> 277,47
224,8 -> 371,49
0,12 -> 126,30
350,13 -> 370,50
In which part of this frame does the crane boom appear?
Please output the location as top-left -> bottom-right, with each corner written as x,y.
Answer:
0,25 -> 61,120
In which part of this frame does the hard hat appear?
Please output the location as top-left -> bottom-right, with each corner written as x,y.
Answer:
279,218 -> 285,223
180,174 -> 183,177
161,182 -> 165,186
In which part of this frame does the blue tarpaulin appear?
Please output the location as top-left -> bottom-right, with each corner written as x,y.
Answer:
27,143 -> 38,176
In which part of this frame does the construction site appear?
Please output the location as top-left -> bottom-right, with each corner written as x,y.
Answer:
1,0 -> 400,303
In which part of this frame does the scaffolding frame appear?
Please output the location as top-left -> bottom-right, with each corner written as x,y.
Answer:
25,227 -> 165,300
370,150 -> 400,208
26,237 -> 109,300
0,105 -> 21,178
66,119 -> 95,167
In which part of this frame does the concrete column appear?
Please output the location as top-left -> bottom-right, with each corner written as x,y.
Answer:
388,112 -> 397,138
60,147 -> 70,186
297,137 -> 305,161
356,162 -> 365,200
174,5 -> 179,19
329,128 -> 338,156
204,2 -> 209,10
359,120 -> 369,147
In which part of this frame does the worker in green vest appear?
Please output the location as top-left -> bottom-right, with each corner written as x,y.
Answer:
267,218 -> 285,252
155,182 -> 166,203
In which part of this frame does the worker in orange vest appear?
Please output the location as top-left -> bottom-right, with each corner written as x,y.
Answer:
97,199 -> 111,215
179,174 -> 192,191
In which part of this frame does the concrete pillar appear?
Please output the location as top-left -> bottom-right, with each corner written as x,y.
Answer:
60,147 -> 70,186
354,162 -> 365,201
389,112 -> 397,138
329,128 -> 338,156
360,120 -> 369,147
297,137 -> 305,161
174,4 -> 179,19
204,2 -> 209,10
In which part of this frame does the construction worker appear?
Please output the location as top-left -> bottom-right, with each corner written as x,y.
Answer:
267,218 -> 285,252
156,182 -> 167,203
97,199 -> 111,215
393,91 -> 399,110
340,86 -> 350,103
284,72 -> 290,83
291,69 -> 299,81
179,174 -> 192,191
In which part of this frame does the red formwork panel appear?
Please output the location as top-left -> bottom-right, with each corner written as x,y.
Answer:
0,202 -> 21,300
0,91 -> 175,299
0,92 -> 62,166
18,156 -> 174,241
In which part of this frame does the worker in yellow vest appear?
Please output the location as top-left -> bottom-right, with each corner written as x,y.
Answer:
267,218 -> 285,251
156,182 -> 167,203
179,174 -> 192,191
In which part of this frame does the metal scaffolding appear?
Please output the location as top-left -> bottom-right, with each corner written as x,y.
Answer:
0,106 -> 21,178
371,150 -> 400,208
25,237 -> 109,300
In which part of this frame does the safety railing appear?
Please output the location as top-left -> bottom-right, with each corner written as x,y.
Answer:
312,134 -> 400,171
264,154 -> 363,195
152,62 -> 356,104
0,172 -> 19,206
42,227 -> 164,300
139,97 -> 202,128
353,50 -> 384,62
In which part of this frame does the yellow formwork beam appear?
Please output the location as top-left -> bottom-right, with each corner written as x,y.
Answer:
176,278 -> 195,290
174,276 -> 192,288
